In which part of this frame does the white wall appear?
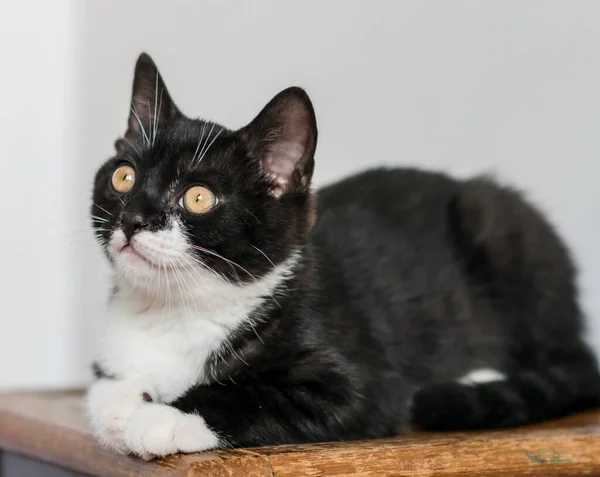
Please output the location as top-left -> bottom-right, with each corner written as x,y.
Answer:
0,0 -> 86,389
1,0 -> 599,389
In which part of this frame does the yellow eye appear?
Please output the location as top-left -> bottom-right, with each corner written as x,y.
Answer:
180,185 -> 218,214
111,165 -> 136,193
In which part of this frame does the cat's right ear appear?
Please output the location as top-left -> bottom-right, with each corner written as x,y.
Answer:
115,53 -> 181,152
239,87 -> 318,198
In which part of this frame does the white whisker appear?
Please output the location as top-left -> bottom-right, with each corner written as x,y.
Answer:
155,87 -> 164,146
92,203 -> 113,217
247,319 -> 265,345
153,72 -> 159,146
122,137 -> 142,160
192,122 -> 207,163
251,245 -> 290,297
197,125 -> 224,165
181,250 -> 225,282
162,256 -> 172,322
195,122 -> 215,165
147,99 -> 153,146
190,245 -> 254,280
170,259 -> 190,320
188,244 -> 282,308
130,104 -> 150,145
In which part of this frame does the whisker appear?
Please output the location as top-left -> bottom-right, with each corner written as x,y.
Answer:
247,319 -> 265,345
170,259 -> 190,320
226,341 -> 249,367
189,244 -> 255,280
197,125 -> 224,165
188,244 -> 281,308
178,249 -> 244,315
192,122 -> 207,163
122,137 -> 142,160
155,87 -> 164,146
147,99 -> 153,146
195,122 -> 215,166
180,250 -> 227,283
251,245 -> 290,296
162,256 -> 172,321
167,253 -> 221,322
153,72 -> 159,146
173,257 -> 205,321
130,104 -> 150,145
174,255 -> 237,324
248,211 -> 261,224
93,202 -> 113,217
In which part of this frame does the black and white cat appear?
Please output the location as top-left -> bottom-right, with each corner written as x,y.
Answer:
87,53 -> 600,459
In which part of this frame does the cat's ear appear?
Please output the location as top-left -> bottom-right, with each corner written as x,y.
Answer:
240,87 -> 317,198
116,53 -> 181,151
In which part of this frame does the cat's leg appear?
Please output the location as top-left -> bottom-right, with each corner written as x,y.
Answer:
87,377 -> 218,460
86,378 -> 149,454
123,402 -> 220,460
120,378 -> 391,459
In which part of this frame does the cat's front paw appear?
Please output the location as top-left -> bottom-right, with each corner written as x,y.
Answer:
124,403 -> 220,460
86,379 -> 149,454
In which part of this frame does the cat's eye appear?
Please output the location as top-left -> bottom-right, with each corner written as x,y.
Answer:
179,185 -> 218,215
111,165 -> 136,193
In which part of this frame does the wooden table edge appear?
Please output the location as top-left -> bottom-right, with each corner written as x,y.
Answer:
2,391 -> 600,476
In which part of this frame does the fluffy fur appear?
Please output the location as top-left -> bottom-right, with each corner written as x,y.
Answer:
87,53 -> 600,458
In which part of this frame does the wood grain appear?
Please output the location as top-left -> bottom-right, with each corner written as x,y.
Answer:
0,390 -> 599,476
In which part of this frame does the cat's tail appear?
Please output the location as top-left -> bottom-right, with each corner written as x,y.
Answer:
411,351 -> 600,430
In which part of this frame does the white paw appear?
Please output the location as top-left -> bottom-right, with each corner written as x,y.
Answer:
86,379 -> 148,454
124,403 -> 220,459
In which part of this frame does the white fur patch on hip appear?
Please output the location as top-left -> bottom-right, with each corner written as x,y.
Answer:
458,368 -> 507,386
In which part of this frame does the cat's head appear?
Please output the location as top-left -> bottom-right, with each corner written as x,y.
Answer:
91,53 -> 317,301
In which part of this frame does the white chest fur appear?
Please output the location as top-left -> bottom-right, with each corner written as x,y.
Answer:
98,302 -> 229,402
96,253 -> 299,403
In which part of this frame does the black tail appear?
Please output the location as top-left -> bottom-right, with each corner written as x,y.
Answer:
411,354 -> 600,430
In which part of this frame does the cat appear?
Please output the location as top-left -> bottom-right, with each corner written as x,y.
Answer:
87,53 -> 600,460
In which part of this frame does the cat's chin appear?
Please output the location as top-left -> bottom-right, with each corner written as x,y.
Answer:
112,247 -> 162,283
111,258 -> 211,304
120,243 -> 155,266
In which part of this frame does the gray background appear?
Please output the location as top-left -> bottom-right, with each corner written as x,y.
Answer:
1,0 -> 598,389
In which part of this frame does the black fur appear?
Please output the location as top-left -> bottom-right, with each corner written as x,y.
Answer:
92,53 -> 600,448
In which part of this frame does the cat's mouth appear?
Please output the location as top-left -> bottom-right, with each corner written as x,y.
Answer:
107,225 -> 196,279
119,243 -> 156,267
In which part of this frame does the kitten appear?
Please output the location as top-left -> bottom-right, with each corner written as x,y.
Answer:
87,53 -> 600,459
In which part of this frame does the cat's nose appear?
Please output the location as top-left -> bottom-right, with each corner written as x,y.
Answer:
121,211 -> 148,241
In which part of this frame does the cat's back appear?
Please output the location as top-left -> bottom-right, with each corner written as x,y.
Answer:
313,167 -> 461,247
310,167 -> 465,310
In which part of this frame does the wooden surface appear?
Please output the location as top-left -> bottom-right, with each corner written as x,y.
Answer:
0,390 -> 599,476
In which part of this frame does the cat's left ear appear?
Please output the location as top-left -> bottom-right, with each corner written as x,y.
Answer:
115,53 -> 181,152
240,87 -> 317,198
